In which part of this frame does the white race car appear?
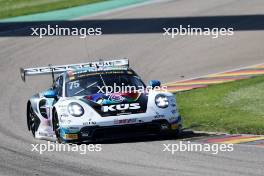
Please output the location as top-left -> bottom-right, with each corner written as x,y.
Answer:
21,59 -> 182,143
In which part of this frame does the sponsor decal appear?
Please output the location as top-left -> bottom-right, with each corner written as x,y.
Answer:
64,134 -> 78,140
68,70 -> 129,81
114,118 -> 137,124
60,113 -> 69,118
108,94 -> 125,103
102,103 -> 140,112
82,93 -> 148,117
154,112 -> 165,119
83,121 -> 96,125
84,92 -> 141,105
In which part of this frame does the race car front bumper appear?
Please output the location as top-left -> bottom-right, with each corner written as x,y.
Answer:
60,117 -> 182,142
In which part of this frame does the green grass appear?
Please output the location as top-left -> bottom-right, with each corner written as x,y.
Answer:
177,76 -> 264,135
0,0 -> 106,19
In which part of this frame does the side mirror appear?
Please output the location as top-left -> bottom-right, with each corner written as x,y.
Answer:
149,80 -> 161,88
43,90 -> 57,98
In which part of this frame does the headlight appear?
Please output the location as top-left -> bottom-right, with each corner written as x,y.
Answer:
155,94 -> 169,108
67,102 -> 84,117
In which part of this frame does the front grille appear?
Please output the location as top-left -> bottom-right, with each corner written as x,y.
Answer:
80,120 -> 169,140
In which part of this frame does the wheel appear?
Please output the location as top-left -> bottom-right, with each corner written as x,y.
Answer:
27,104 -> 36,137
52,110 -> 62,143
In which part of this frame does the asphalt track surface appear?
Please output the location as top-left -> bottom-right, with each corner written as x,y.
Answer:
1,0 -> 264,175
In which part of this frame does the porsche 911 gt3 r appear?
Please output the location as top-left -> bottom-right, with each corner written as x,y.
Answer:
21,59 -> 182,143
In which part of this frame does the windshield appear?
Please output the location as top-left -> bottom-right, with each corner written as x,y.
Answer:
66,73 -> 145,97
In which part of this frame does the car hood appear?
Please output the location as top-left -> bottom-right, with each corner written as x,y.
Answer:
79,92 -> 148,117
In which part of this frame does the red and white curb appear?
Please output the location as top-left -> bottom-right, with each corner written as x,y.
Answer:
164,63 -> 264,92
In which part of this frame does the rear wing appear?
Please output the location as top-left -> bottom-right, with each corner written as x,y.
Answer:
20,59 -> 129,82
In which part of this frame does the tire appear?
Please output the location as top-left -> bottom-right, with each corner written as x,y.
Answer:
52,110 -> 63,143
27,104 -> 36,137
